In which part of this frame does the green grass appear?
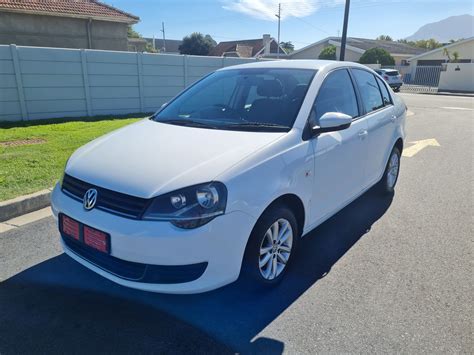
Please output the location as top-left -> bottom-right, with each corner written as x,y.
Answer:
0,115 -> 146,201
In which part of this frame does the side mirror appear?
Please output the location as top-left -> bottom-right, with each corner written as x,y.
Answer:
312,112 -> 352,135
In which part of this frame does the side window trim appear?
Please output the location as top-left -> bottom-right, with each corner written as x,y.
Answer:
347,68 -> 364,120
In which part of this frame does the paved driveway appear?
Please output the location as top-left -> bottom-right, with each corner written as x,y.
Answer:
1,93 -> 472,354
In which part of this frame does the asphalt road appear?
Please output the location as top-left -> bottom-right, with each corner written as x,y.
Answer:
1,93 -> 473,354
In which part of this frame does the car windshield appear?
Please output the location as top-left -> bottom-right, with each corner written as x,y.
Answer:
152,68 -> 316,132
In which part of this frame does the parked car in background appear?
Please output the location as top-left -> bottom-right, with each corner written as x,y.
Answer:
51,60 -> 407,294
375,69 -> 403,92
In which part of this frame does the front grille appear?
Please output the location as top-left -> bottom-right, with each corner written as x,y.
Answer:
62,174 -> 150,219
62,235 -> 208,284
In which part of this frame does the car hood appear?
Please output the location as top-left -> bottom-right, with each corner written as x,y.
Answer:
66,119 -> 285,198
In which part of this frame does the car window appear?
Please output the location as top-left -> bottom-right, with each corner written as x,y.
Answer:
154,68 -> 316,132
310,69 -> 359,125
376,76 -> 392,105
352,69 -> 384,113
180,75 -> 237,113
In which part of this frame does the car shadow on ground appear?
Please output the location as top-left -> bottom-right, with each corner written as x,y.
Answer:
0,187 -> 393,354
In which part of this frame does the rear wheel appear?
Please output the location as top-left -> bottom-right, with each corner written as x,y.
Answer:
378,146 -> 401,194
242,205 -> 298,287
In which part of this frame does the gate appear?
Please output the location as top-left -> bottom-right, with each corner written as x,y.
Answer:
383,65 -> 442,94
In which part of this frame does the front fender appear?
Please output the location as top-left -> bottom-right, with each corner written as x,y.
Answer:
217,130 -> 313,231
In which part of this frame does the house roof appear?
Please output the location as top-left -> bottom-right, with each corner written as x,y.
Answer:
407,37 -> 474,61
209,38 -> 284,57
291,37 -> 427,57
145,38 -> 183,53
0,0 -> 139,23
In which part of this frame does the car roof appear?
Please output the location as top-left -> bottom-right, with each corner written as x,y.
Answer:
379,68 -> 399,72
217,59 -> 372,72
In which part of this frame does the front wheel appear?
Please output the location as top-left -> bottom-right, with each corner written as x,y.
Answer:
242,205 -> 298,287
378,146 -> 401,194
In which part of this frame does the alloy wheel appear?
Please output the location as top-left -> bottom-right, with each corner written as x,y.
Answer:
258,218 -> 293,280
387,151 -> 400,189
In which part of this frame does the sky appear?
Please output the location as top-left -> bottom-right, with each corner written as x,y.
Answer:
111,0 -> 474,49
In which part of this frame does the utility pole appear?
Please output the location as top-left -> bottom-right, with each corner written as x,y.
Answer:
161,21 -> 166,52
339,0 -> 350,61
275,3 -> 281,59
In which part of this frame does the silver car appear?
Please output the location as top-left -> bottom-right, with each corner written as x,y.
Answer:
375,69 -> 403,92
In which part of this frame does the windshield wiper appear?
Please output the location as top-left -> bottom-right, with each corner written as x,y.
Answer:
158,119 -> 220,129
222,122 -> 290,130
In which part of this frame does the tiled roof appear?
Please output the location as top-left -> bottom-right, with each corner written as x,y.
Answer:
291,36 -> 428,57
209,38 -> 281,57
0,0 -> 139,23
344,37 -> 427,55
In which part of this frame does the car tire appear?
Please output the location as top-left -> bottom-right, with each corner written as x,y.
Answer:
378,146 -> 401,194
242,204 -> 299,287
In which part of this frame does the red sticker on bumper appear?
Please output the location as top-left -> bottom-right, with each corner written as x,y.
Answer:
62,215 -> 80,240
84,226 -> 109,253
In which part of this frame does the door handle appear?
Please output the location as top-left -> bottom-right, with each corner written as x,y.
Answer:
358,130 -> 368,139
390,115 -> 397,122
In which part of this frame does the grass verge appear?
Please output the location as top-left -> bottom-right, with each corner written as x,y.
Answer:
0,115 -> 145,201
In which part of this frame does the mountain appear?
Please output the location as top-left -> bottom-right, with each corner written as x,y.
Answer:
406,14 -> 474,43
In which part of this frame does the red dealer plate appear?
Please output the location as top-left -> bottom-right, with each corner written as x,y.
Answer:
61,215 -> 80,240
84,226 -> 110,253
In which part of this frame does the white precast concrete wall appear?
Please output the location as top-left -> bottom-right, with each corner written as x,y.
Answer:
438,63 -> 474,93
0,45 -> 263,121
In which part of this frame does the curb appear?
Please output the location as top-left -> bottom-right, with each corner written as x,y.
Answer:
419,92 -> 474,98
0,188 -> 52,222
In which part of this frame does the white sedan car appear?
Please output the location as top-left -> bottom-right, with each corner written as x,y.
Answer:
51,60 -> 406,294
375,68 -> 403,92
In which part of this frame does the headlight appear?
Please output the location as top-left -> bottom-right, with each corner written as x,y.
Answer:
142,182 -> 227,229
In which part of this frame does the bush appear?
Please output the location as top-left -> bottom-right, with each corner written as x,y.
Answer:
319,45 -> 337,60
359,48 -> 395,66
179,33 -> 216,56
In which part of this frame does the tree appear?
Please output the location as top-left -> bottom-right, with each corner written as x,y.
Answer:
204,34 -> 217,47
318,45 -> 337,60
280,41 -> 294,53
443,48 -> 460,63
127,25 -> 157,53
359,47 -> 395,65
397,38 -> 442,50
179,33 -> 216,55
127,25 -> 141,39
376,35 -> 393,41
145,43 -> 158,53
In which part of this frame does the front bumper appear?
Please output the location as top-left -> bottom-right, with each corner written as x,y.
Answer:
51,184 -> 256,294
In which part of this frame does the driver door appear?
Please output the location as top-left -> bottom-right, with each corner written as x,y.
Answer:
308,68 -> 369,226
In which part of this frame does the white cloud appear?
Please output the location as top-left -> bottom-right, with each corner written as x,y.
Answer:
222,0 -> 344,21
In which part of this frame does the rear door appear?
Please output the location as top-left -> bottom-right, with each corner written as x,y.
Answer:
351,68 -> 395,185
308,68 -> 369,225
